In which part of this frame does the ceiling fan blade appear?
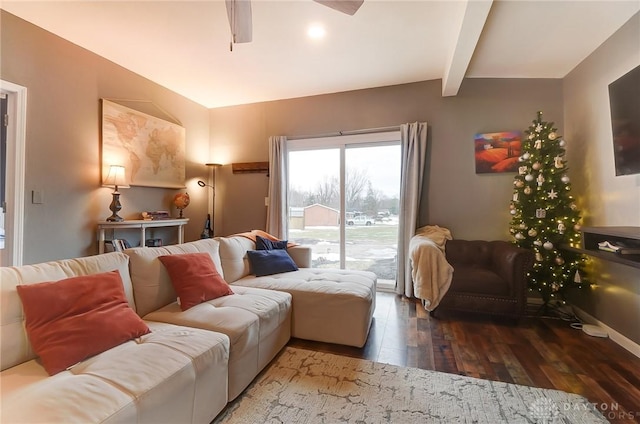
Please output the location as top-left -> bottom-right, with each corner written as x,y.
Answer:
225,0 -> 252,43
313,0 -> 364,16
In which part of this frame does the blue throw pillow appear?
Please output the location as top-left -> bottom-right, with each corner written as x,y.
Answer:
246,249 -> 298,277
256,235 -> 288,250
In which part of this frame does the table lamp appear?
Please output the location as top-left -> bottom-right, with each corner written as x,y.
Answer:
103,165 -> 130,222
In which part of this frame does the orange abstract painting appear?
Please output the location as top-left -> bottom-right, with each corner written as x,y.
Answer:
474,131 -> 521,174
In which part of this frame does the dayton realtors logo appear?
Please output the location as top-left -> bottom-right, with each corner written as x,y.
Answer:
529,398 -> 638,423
528,398 -> 560,423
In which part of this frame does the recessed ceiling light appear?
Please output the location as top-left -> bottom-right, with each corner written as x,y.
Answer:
307,24 -> 326,40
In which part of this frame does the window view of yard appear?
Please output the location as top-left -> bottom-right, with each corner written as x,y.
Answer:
288,143 -> 400,287
289,220 -> 398,282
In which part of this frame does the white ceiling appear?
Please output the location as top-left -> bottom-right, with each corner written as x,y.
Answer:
2,0 -> 639,108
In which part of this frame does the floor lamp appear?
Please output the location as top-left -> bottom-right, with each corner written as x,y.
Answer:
199,163 -> 221,237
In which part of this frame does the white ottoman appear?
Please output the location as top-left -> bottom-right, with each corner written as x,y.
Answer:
232,268 -> 376,348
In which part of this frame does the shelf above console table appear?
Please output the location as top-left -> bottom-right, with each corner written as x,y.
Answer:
97,218 -> 189,254
563,226 -> 640,269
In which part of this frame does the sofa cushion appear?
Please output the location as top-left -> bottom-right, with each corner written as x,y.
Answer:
247,249 -> 299,276
0,252 -> 133,372
125,239 -> 224,317
449,268 -> 509,296
217,236 -> 255,283
256,235 -> 287,250
445,239 -> 493,267
143,286 -> 291,400
217,236 -> 314,283
159,253 -> 234,311
1,321 -> 230,424
16,270 -> 150,375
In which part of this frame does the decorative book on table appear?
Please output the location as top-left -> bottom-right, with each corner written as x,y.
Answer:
598,240 -> 640,255
141,211 -> 172,220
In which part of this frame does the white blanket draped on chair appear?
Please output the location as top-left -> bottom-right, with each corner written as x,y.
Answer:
409,225 -> 454,311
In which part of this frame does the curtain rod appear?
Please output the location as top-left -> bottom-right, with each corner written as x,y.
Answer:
288,125 -> 401,140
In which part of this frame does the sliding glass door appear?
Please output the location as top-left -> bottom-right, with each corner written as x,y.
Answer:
287,132 -> 401,288
288,148 -> 341,269
344,144 -> 400,287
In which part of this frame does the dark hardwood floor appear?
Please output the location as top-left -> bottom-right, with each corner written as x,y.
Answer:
289,292 -> 640,423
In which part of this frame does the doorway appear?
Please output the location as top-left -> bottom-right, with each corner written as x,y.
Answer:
1,80 -> 27,267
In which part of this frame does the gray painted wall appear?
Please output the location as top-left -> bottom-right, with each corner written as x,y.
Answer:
1,11 -> 212,264
210,79 -> 564,239
563,12 -> 640,345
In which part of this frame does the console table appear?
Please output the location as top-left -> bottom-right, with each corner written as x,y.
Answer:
564,226 -> 640,269
97,219 -> 189,254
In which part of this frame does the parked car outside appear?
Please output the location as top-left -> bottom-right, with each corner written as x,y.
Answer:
346,215 -> 374,226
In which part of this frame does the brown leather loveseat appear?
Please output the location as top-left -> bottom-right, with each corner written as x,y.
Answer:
433,240 -> 534,317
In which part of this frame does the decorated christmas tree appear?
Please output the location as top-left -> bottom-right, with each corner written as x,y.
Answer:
509,111 -> 588,307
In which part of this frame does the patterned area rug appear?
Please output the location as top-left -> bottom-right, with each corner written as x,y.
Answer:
213,347 -> 607,423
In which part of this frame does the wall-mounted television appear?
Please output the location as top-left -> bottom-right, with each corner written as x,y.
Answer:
608,64 -> 640,176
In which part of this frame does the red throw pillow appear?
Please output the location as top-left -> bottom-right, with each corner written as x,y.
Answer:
159,253 -> 234,311
16,270 -> 151,375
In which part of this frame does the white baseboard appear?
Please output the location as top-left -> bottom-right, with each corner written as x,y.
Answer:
526,297 -> 640,359
571,305 -> 640,359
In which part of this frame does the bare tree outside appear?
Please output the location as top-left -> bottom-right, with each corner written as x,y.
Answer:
314,176 -> 338,207
345,168 -> 369,210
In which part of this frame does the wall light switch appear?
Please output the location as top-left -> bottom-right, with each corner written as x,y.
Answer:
32,190 -> 44,204
264,197 -> 269,206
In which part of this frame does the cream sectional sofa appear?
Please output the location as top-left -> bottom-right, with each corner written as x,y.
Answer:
217,235 -> 377,348
124,238 -> 292,400
0,251 -> 230,424
0,234 -> 377,423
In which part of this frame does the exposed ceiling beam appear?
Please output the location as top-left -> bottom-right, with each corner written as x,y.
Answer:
442,0 -> 493,97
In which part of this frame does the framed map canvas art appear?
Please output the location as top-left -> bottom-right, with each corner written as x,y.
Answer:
101,99 -> 186,188
474,131 -> 521,174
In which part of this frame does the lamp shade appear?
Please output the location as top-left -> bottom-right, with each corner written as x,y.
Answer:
103,165 -> 130,189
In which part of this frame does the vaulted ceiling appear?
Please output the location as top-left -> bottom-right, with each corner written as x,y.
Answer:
2,1 -> 639,108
